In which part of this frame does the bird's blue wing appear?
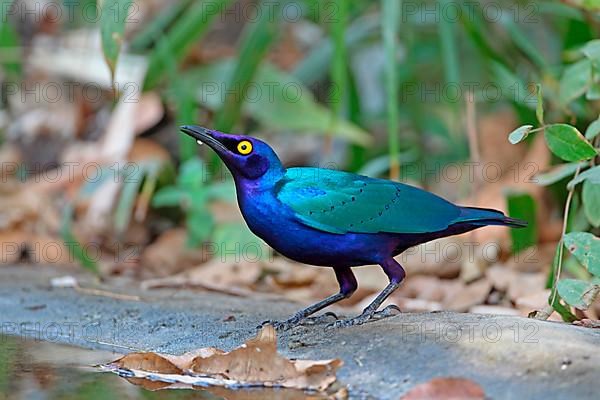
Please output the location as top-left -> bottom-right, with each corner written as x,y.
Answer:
275,168 -> 464,234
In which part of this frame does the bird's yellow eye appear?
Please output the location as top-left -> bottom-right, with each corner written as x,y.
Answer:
237,140 -> 253,155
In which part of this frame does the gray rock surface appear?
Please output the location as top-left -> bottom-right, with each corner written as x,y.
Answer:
1,266 -> 599,399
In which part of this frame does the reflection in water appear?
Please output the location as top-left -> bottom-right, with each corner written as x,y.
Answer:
0,338 -> 322,400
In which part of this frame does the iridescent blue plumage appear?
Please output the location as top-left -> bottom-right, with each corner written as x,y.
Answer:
180,126 -> 526,329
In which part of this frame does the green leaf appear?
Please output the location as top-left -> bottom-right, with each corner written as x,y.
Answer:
567,165 -> 600,189
114,163 -> 145,236
214,0 -> 281,133
206,182 -> 236,202
586,82 -> 600,100
130,0 -> 191,51
508,125 -> 534,144
506,191 -> 537,253
0,2 -> 21,77
559,59 -> 592,106
100,0 -> 134,84
544,124 -> 597,161
183,60 -> 371,145
557,279 -> 600,310
582,181 -> 600,227
186,209 -> 213,248
212,222 -> 267,261
60,204 -> 99,275
535,162 -> 586,186
177,157 -> 208,189
292,15 -> 378,85
581,39 -> 600,60
144,0 -> 233,89
563,232 -> 600,276
503,19 -> 547,70
585,117 -> 600,140
152,186 -> 184,208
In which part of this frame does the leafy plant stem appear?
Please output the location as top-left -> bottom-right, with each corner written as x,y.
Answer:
549,164 -> 582,310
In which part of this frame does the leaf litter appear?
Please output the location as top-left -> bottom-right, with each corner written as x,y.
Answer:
100,325 -> 346,398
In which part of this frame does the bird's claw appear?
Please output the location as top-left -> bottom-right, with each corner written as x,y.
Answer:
372,304 -> 402,319
327,305 -> 402,329
261,311 -> 340,331
301,311 -> 339,325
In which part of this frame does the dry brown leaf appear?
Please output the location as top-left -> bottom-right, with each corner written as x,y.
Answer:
469,305 -> 520,316
444,279 -> 492,312
127,138 -> 171,164
506,272 -> 546,302
133,92 -> 164,135
0,230 -> 28,264
140,228 -> 208,277
402,377 -> 485,400
102,325 -> 343,392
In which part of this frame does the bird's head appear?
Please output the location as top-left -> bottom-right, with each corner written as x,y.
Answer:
180,126 -> 284,182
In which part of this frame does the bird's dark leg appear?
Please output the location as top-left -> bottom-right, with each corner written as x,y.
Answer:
330,258 -> 405,328
270,268 -> 357,330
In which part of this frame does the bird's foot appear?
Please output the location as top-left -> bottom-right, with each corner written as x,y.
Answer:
262,311 -> 340,331
327,305 -> 402,329
301,311 -> 340,326
372,304 -> 402,320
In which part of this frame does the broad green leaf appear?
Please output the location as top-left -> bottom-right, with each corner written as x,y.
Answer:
144,0 -> 233,89
567,165 -> 600,189
585,117 -> 600,140
557,279 -> 600,310
212,222 -> 267,261
206,182 -> 236,202
177,157 -> 208,189
100,0 -> 133,84
506,191 -> 537,254
544,124 -> 597,161
508,125 -> 534,144
559,59 -> 592,106
186,209 -> 213,247
582,181 -> 600,227
586,82 -> 600,100
563,232 -> 600,276
581,39 -> 600,60
183,60 -> 371,145
534,162 -> 586,186
152,186 -> 184,208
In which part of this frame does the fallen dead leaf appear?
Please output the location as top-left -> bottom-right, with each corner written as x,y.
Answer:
102,325 -> 343,393
140,228 -> 208,277
444,279 -> 492,312
401,377 -> 485,400
0,230 -> 28,264
469,305 -> 520,316
506,272 -> 546,302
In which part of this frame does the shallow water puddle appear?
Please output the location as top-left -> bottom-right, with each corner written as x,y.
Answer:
0,337 -> 337,399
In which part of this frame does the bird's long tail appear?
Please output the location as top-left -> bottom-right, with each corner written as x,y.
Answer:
455,206 -> 528,228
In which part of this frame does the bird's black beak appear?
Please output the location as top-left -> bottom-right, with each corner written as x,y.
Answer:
180,125 -> 227,152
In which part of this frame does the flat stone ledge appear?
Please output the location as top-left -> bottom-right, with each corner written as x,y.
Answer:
1,266 -> 599,399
